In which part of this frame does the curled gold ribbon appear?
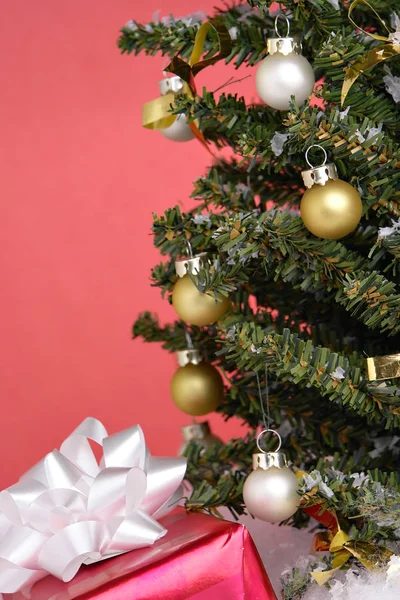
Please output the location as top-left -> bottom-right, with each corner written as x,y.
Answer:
311,528 -> 392,586
306,505 -> 392,585
367,353 -> 400,380
341,0 -> 400,105
142,19 -> 232,147
165,19 -> 232,86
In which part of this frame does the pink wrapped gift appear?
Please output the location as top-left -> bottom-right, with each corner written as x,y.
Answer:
10,508 -> 277,600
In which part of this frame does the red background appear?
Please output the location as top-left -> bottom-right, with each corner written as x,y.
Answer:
0,0 -> 258,487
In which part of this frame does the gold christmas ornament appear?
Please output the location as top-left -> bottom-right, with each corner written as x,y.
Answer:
178,420 -> 223,455
170,349 -> 224,416
172,252 -> 230,327
300,145 -> 362,240
243,429 -> 301,523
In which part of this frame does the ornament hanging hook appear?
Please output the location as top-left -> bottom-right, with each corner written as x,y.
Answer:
305,144 -> 328,169
185,239 -> 194,258
184,324 -> 194,350
256,428 -> 282,454
275,14 -> 290,38
255,367 -> 271,429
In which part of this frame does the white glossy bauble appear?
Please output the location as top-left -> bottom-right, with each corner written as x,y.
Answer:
159,114 -> 195,142
243,466 -> 301,523
255,53 -> 315,111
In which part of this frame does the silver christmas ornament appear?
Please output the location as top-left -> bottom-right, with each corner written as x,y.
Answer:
255,15 -> 315,111
158,76 -> 195,142
243,429 -> 301,523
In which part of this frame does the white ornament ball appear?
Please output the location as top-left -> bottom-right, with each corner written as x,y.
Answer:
159,114 -> 195,142
243,466 -> 301,523
255,53 -> 315,111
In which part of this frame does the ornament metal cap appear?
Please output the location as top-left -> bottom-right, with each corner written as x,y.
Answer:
301,144 -> 338,188
267,37 -> 302,56
253,428 -> 286,470
175,252 -> 208,278
252,451 -> 288,470
181,421 -> 210,442
267,15 -> 301,56
177,348 -> 203,367
159,76 -> 184,96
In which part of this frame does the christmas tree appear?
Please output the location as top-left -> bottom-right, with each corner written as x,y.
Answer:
119,0 -> 400,595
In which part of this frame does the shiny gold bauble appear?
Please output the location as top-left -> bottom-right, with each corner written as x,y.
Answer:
170,362 -> 224,416
172,274 -> 230,326
300,179 -> 362,240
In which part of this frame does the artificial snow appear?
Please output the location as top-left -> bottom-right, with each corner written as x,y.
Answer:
154,10 -> 206,27
302,556 -> 400,600
229,26 -> 238,40
331,366 -> 345,380
383,67 -> 400,103
338,106 -> 350,120
222,509 -> 400,598
378,218 -> 400,240
391,12 -> 400,30
192,214 -> 211,225
271,132 -> 290,157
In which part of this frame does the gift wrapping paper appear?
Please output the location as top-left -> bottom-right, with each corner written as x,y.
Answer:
9,508 -> 277,600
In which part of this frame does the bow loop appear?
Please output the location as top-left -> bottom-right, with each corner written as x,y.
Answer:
103,425 -> 147,469
0,418 -> 186,593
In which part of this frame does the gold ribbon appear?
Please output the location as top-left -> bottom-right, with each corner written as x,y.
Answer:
300,485 -> 392,585
165,19 -> 232,85
367,353 -> 400,380
142,19 -> 231,144
308,508 -> 392,586
311,529 -> 386,586
341,0 -> 400,105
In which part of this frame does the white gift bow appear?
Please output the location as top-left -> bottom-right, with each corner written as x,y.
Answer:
0,417 -> 187,593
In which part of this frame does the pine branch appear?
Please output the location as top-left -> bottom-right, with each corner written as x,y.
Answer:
299,461 -> 400,541
314,32 -> 400,128
119,0 -> 400,67
118,6 -> 272,67
133,311 -> 223,359
212,210 -> 400,336
171,91 -> 400,222
183,434 -> 255,518
150,206 -> 400,337
192,159 -> 303,211
222,377 -> 394,460
219,322 -> 400,427
133,312 -> 400,462
371,228 -> 400,277
124,0 -> 400,558
184,438 -> 400,546
146,258 -> 400,361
